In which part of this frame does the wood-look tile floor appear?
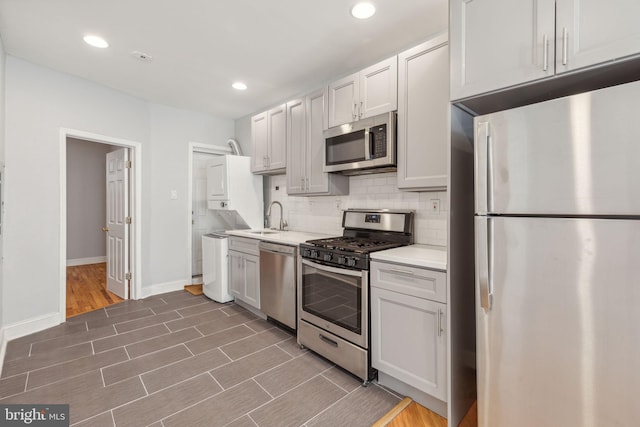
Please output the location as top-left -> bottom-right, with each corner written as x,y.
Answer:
0,291 -> 401,426
66,263 -> 123,318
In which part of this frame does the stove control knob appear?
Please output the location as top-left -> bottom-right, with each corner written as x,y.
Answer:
347,257 -> 357,267
301,248 -> 311,257
310,250 -> 319,258
337,256 -> 347,265
323,253 -> 333,262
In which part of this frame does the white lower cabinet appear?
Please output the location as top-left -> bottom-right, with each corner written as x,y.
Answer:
371,261 -> 447,402
228,237 -> 260,309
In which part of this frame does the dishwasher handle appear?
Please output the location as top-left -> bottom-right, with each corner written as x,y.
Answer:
259,241 -> 296,256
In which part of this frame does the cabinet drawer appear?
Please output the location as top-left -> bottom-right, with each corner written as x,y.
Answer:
228,237 -> 260,255
371,261 -> 446,303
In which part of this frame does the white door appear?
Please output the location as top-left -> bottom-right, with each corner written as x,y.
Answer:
192,152 -> 220,278
106,148 -> 129,299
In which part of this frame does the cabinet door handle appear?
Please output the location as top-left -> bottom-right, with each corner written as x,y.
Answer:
306,177 -> 309,191
388,268 -> 415,276
562,27 -> 568,66
542,34 -> 549,71
352,102 -> 357,120
359,101 -> 363,118
437,309 -> 444,337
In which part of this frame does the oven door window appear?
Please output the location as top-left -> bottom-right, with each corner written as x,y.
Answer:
325,130 -> 366,166
301,263 -> 362,334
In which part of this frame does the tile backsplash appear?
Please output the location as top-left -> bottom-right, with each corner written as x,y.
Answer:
265,173 -> 447,247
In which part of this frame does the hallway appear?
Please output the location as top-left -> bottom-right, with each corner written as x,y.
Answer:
66,263 -> 123,318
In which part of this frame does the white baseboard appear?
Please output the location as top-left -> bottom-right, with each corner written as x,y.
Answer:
3,312 -> 63,342
66,256 -> 107,267
140,279 -> 188,299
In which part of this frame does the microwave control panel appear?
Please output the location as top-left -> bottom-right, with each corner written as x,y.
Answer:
371,124 -> 387,158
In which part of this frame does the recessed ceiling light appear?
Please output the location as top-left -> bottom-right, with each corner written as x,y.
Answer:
351,2 -> 376,19
232,82 -> 248,91
83,35 -> 109,48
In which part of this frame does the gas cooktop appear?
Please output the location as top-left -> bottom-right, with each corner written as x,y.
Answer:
300,209 -> 415,270
304,236 -> 406,254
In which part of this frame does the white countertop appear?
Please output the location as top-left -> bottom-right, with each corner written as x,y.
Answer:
371,244 -> 447,271
225,229 -> 335,246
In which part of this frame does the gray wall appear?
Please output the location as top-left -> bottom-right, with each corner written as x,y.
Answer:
66,138 -> 113,262
4,56 -> 234,327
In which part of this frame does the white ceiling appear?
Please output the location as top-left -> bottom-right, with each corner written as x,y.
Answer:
0,0 -> 448,120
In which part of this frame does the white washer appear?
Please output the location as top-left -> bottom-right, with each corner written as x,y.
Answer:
202,232 -> 233,303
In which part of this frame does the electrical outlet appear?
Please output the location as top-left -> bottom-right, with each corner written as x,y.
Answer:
170,190 -> 178,200
430,199 -> 440,214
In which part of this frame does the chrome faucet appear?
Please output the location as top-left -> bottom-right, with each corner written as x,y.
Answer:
267,201 -> 288,231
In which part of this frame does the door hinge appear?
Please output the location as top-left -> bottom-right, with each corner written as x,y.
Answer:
125,160 -> 132,168
125,272 -> 132,281
125,216 -> 132,224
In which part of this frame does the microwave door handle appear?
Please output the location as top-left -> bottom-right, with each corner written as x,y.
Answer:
364,129 -> 372,160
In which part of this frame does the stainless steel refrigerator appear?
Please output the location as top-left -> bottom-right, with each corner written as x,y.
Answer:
474,80 -> 640,426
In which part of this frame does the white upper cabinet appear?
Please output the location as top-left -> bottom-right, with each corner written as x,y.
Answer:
328,73 -> 359,128
450,0 -> 640,101
251,111 -> 269,172
285,97 -> 306,194
397,34 -> 449,191
450,0 -> 555,100
556,0 -> 640,74
286,89 -> 348,196
251,104 -> 286,174
328,56 -> 398,128
206,160 -> 227,200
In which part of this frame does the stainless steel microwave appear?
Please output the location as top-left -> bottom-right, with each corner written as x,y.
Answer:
323,111 -> 396,175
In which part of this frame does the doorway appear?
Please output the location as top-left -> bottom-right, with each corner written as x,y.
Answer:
187,143 -> 232,283
60,128 -> 142,322
66,138 -> 125,317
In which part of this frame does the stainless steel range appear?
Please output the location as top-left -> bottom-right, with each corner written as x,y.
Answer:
297,209 -> 414,384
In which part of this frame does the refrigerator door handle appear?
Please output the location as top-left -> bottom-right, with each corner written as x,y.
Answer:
475,121 -> 491,214
475,216 -> 493,311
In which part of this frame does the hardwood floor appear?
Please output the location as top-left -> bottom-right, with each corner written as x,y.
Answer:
66,262 -> 123,318
374,397 -> 478,427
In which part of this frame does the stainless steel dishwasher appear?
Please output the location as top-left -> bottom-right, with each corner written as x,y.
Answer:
259,241 -> 297,330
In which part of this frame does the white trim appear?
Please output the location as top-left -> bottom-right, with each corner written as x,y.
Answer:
60,128 -> 144,324
139,280 -> 188,299
186,142 -> 231,282
3,313 -> 61,341
0,327 -> 6,376
66,256 -> 107,267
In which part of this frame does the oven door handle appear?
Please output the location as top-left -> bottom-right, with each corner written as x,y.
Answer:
301,259 -> 364,278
